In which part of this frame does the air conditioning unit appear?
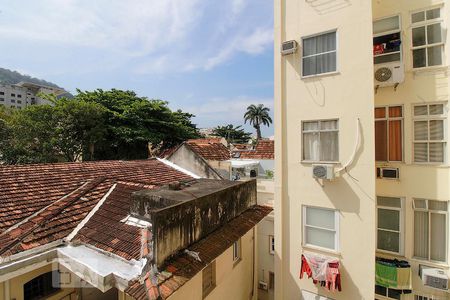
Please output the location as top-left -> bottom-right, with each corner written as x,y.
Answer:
376,167 -> 399,179
258,281 -> 268,290
374,62 -> 404,87
421,268 -> 449,290
312,165 -> 335,180
281,40 -> 298,55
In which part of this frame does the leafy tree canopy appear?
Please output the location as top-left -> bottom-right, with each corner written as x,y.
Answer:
0,89 -> 200,164
212,124 -> 252,144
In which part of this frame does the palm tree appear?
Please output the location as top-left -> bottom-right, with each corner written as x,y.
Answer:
244,104 -> 272,140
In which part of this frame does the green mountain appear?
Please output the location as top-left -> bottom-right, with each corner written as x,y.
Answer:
0,67 -> 61,88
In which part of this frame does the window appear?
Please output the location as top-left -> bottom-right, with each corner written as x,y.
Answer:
0,98 -> 4,101
413,103 -> 446,163
233,239 -> 241,263
413,199 -> 448,262
377,197 -> 403,254
303,206 -> 339,251
10,93 -> 15,97
17,100 -> 22,104
375,285 -> 401,300
202,261 -> 216,298
0,91 -> 4,95
415,294 -> 445,300
375,106 -> 403,161
17,94 -> 22,98
302,119 -> 338,162
269,235 -> 275,255
269,272 -> 275,290
411,7 -> 444,68
373,16 -> 402,64
302,31 -> 337,76
24,271 -> 60,300
11,99 -> 15,103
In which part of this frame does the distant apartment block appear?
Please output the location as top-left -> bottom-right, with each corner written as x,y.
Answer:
0,82 -> 66,110
275,0 -> 449,299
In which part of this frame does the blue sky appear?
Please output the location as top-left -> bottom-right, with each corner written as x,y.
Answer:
0,0 -> 274,137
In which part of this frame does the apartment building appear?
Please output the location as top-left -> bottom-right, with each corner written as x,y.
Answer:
0,82 -> 66,109
275,0 -> 449,299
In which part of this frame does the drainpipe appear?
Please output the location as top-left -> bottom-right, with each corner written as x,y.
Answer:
251,227 -> 256,299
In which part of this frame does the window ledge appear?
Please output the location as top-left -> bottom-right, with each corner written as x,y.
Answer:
301,161 -> 341,165
302,245 -> 341,257
376,250 -> 405,259
410,257 -> 449,269
233,258 -> 242,268
301,71 -> 340,80
411,65 -> 450,75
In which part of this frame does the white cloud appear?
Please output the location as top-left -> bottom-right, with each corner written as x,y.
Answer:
0,0 -> 272,75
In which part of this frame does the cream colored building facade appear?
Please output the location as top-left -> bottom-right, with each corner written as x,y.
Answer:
0,230 -> 257,300
275,0 -> 450,299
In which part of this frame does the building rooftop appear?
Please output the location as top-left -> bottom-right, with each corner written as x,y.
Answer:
185,139 -> 230,161
160,138 -> 231,161
232,139 -> 274,160
125,205 -> 272,300
0,159 -> 271,297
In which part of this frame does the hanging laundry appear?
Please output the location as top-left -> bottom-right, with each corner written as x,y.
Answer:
300,253 -> 342,292
375,257 -> 412,292
373,44 -> 386,55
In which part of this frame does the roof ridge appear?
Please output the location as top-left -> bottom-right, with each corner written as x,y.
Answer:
0,177 -> 107,256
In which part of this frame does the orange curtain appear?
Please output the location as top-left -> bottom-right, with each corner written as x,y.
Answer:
375,120 -> 387,161
389,120 -> 402,161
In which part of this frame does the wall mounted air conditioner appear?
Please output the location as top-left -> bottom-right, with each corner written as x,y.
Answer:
376,167 -> 399,179
258,281 -> 268,291
374,62 -> 404,87
281,40 -> 298,55
312,165 -> 335,180
421,267 -> 449,290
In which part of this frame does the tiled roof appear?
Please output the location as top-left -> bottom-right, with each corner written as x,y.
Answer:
233,140 -> 274,160
0,160 -> 191,257
186,139 -> 230,161
125,205 -> 272,300
73,182 -> 155,260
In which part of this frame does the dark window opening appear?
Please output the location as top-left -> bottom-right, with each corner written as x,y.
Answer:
24,271 -> 60,300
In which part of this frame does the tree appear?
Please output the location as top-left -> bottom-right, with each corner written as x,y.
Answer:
1,105 -> 59,164
243,104 -> 272,140
212,124 -> 252,144
0,89 -> 201,164
53,99 -> 107,162
75,89 -> 200,160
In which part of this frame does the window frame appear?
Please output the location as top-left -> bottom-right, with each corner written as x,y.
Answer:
375,284 -> 402,300
412,102 -> 447,164
376,196 -> 404,255
375,105 -> 404,162
373,14 -> 403,65
232,239 -> 241,265
202,261 -> 216,299
301,29 -> 339,78
301,118 -> 339,163
23,270 -> 60,300
413,199 -> 448,263
302,205 -> 340,253
411,6 -> 445,69
269,271 -> 275,290
269,235 -> 275,255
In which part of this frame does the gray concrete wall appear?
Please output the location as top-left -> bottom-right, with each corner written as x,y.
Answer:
149,180 -> 257,266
